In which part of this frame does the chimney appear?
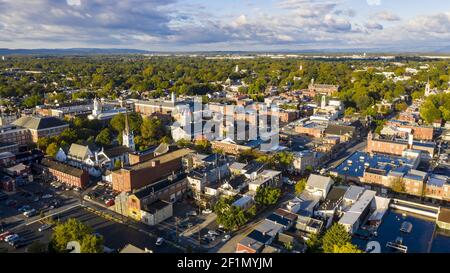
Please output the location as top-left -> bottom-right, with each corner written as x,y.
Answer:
151,160 -> 160,167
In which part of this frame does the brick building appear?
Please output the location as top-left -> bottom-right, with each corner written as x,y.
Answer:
12,116 -> 69,143
38,158 -> 89,188
112,148 -> 192,192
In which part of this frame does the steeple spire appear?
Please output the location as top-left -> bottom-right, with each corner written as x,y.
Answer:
124,111 -> 130,134
123,111 -> 135,151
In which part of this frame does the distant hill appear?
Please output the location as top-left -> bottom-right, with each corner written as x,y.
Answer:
0,48 -> 151,55
1,46 -> 450,56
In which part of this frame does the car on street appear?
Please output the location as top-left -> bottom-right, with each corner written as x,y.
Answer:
18,205 -> 32,213
0,231 -> 12,241
4,234 -> 19,243
208,230 -> 219,236
38,223 -> 53,232
222,234 -> 231,242
202,209 -> 212,214
216,228 -> 225,234
105,199 -> 115,207
156,237 -> 164,246
23,209 -> 37,217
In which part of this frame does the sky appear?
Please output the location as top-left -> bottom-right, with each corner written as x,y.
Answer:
1,0 -> 450,51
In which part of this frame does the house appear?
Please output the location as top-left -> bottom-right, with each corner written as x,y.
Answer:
295,215 -> 324,236
305,174 -> 333,200
37,158 -> 89,189
315,186 -> 347,224
266,208 -> 298,230
232,194 -> 255,210
140,200 -> 173,226
338,189 -> 376,234
248,169 -> 282,192
236,219 -> 284,253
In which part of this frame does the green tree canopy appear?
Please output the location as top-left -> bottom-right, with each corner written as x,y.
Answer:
254,187 -> 281,206
322,223 -> 352,253
50,218 -> 103,253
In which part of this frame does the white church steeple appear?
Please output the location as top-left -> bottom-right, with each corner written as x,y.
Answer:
123,112 -> 135,151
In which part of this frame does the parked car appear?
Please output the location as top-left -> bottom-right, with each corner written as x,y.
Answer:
202,209 -> 212,215
105,199 -> 115,207
0,231 -> 12,241
23,209 -> 37,217
156,237 -> 164,246
4,234 -> 19,243
18,205 -> 32,213
222,234 -> 231,242
208,230 -> 219,236
216,228 -> 225,234
42,194 -> 53,199
186,211 -> 198,217
38,224 -> 52,232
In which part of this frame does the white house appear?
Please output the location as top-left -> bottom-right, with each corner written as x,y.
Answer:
305,174 -> 334,200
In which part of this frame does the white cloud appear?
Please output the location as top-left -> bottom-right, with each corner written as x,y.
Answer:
367,0 -> 381,6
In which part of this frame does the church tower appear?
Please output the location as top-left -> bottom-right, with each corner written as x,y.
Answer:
321,95 -> 327,109
425,79 -> 432,97
123,112 -> 135,151
92,97 -> 102,117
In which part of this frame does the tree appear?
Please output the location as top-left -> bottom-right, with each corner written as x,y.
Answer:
110,113 -> 142,133
46,143 -> 59,157
141,117 -> 165,143
295,178 -> 307,195
50,218 -> 103,253
254,187 -> 281,206
114,160 -> 122,169
194,139 -> 211,153
332,243 -> 363,253
80,234 -> 104,253
322,223 -> 352,253
305,233 -> 323,253
344,107 -> 356,116
213,197 -> 251,231
95,128 -> 112,147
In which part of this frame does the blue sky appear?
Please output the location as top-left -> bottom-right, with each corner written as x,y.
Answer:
1,0 -> 450,51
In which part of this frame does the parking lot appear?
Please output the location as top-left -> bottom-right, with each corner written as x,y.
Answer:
1,206 -> 183,253
0,182 -> 70,231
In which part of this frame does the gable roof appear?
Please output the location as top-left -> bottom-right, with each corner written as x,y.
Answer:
13,116 -> 68,130
68,143 -> 92,160
307,174 -> 333,190
104,146 -> 132,158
